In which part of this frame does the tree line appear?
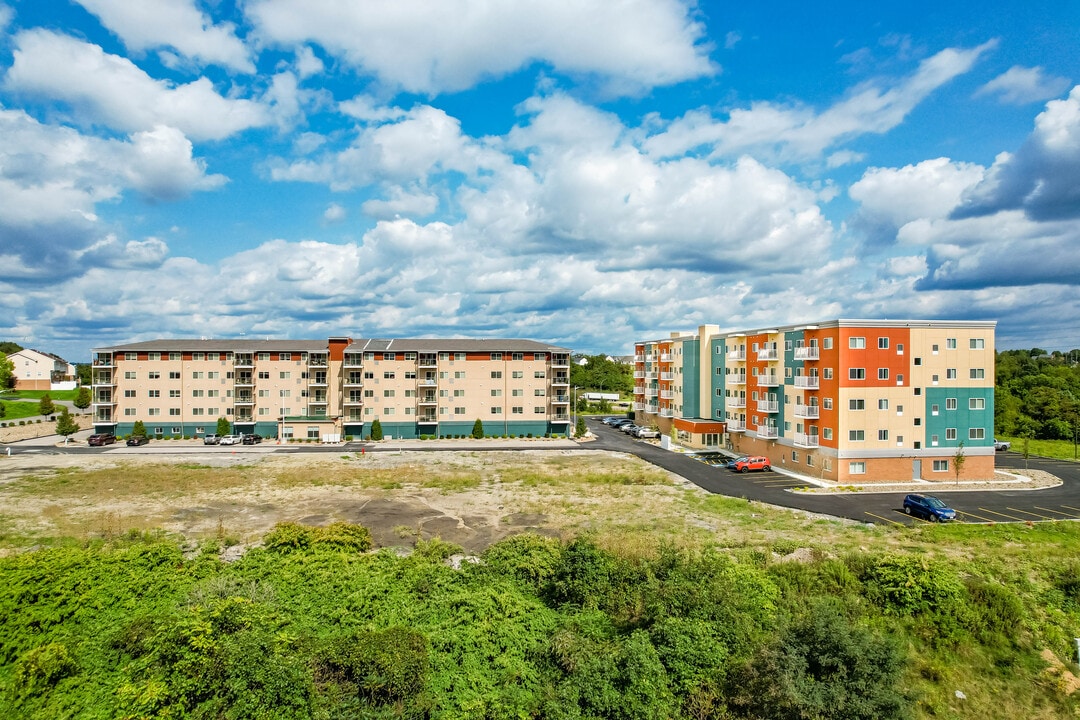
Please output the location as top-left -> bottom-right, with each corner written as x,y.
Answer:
995,348 -> 1080,440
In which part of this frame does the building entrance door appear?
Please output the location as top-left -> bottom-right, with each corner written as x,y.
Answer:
912,459 -> 922,480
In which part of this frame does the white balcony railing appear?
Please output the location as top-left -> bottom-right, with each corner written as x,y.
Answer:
728,374 -> 747,385
794,346 -> 820,360
660,390 -> 674,400
726,419 -> 745,432
645,387 -> 658,397
727,349 -> 746,361
757,348 -> 778,361
756,425 -> 779,439
756,375 -> 780,387
793,405 -> 820,419
660,408 -> 674,418
726,397 -> 746,408
794,432 -> 819,448
660,372 -> 675,381
794,376 -> 820,389
756,400 -> 779,413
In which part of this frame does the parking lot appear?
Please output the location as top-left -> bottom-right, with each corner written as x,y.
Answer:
587,418 -> 1080,526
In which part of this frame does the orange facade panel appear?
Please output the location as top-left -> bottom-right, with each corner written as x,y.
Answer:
838,327 -> 910,388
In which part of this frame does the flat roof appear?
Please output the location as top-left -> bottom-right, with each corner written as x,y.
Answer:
93,337 -> 571,353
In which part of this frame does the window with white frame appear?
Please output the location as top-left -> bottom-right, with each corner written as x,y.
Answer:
878,368 -> 889,380
849,462 -> 866,474
946,428 -> 957,440
849,430 -> 865,441
878,429 -> 888,441
969,398 -> 986,410
933,460 -> 949,472
970,338 -> 985,349
946,338 -> 957,349
849,399 -> 865,410
849,368 -> 866,380
969,428 -> 985,440
970,368 -> 985,379
849,337 -> 866,349
878,337 -> 889,349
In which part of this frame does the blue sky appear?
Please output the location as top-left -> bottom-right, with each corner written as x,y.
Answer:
2,0 -> 1079,362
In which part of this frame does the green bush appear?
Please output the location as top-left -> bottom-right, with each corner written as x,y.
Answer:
313,522 -> 373,552
370,418 -> 383,441
11,642 -> 76,698
317,627 -> 431,706
482,533 -> 563,592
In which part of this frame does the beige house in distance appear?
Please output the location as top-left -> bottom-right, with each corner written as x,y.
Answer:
8,348 -> 78,391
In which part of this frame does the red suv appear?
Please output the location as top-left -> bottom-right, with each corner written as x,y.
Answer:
87,433 -> 117,446
732,455 -> 771,473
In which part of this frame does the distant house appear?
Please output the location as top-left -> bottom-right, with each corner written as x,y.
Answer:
8,349 -> 78,391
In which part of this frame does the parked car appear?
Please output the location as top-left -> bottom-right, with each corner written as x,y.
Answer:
125,435 -> 149,446
241,434 -> 263,445
87,433 -> 116,446
620,423 -> 640,434
609,419 -> 634,428
633,427 -> 661,439
218,434 -> 242,445
601,417 -> 623,425
203,433 -> 221,445
994,438 -> 1011,451
730,455 -> 771,472
903,493 -> 957,522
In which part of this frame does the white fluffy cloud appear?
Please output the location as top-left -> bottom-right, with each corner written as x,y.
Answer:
5,30 -> 269,140
246,0 -> 715,94
643,42 -> 996,162
976,65 -> 1071,105
74,0 -> 254,72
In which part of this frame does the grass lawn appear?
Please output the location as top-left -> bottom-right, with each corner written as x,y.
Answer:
3,389 -> 80,402
0,401 -> 45,421
999,435 -> 1080,462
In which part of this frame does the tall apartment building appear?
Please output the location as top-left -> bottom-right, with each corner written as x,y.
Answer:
634,320 -> 997,482
91,337 -> 572,440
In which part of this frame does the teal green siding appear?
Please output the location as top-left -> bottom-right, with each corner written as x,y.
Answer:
710,338 -> 726,421
682,339 -> 700,418
924,388 -> 995,448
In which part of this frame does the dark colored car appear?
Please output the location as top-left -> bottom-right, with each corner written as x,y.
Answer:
609,419 -> 634,428
731,455 -> 771,472
241,434 -> 262,445
126,435 -> 149,446
903,494 -> 956,522
87,433 -> 116,446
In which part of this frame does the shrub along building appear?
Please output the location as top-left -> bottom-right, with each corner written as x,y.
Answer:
634,319 -> 997,483
91,337 -> 572,440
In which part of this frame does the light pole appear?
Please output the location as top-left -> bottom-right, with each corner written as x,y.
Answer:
572,386 -> 578,438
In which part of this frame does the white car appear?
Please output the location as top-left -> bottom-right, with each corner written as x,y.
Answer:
633,427 -> 661,439
218,434 -> 242,445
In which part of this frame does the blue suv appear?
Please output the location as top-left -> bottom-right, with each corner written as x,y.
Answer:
903,494 -> 956,522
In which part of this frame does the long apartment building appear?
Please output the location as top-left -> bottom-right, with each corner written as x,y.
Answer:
634,319 -> 997,483
91,337 -> 572,440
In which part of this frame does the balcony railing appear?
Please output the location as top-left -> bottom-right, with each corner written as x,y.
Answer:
727,349 -> 746,361
659,353 -> 673,362
633,371 -> 646,379
794,432 -> 819,448
757,348 -> 778,361
92,358 -> 114,367
660,390 -> 674,400
756,425 -> 779,439
726,419 -> 745,432
645,404 -> 658,415
633,354 -> 644,362
552,395 -> 569,403
794,376 -> 820,389
660,372 -> 675,381
552,414 -> 570,422
418,416 -> 438,424
418,396 -> 438,405
728,374 -> 746,385
633,385 -> 644,395
551,376 -> 570,385
645,387 -> 658,397
633,402 -> 644,411
660,408 -> 674,418
419,378 -> 438,386
794,346 -> 820,360
726,397 -> 746,408
756,375 -> 780,387
756,400 -> 778,413
793,405 -> 820,419
551,355 -> 570,368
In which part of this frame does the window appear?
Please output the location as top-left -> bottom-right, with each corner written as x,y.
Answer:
169,389 -> 181,398
512,352 -> 523,361
932,374 -> 939,384
878,337 -> 889,349
534,389 -> 546,396
148,390 -> 160,398
947,338 -> 957,349
878,429 -> 889,441
383,390 -> 395,398
823,428 -> 833,440
914,417 -> 921,426
849,337 -> 866,349
849,368 -> 866,380
169,408 -> 181,416
823,337 -> 833,349
823,368 -> 833,379
169,371 -> 181,379
914,357 -> 922,366
124,408 -> 136,416
124,352 -> 138,360
534,371 -> 546,379
878,368 -> 889,380
932,344 -> 939,354
970,368 -> 985,379
192,352 -> 204,361
878,399 -> 889,410
405,371 -> 416,379
970,338 -> 985,349
280,371 -> 291,379
404,352 -> 416,361
148,408 -> 160,416
491,389 -> 502,397
823,398 -> 833,410
535,406 -> 546,414
849,399 -> 865,410
124,389 -> 136,397
946,428 -> 957,440
512,370 -> 523,378
490,406 -> 503,415
208,371 -> 219,379
148,352 -> 160,361
969,398 -> 986,410
969,428 -> 986,440
454,407 -> 466,415
491,371 -> 502,379
792,451 -> 798,462
946,368 -> 957,379
849,430 -> 865,441
455,371 -> 466,379
933,460 -> 949,472
364,390 -> 374,398
512,389 -> 523,396
512,406 -> 523,414
849,462 -> 866,474
208,390 -> 219,398
914,387 -> 921,395
931,403 -> 939,415
383,371 -> 395,379
169,352 -> 181,361
896,343 -> 904,354
383,407 -> 395,415
383,353 -> 396,361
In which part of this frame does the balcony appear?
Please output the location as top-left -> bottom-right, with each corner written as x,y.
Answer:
793,405 -> 820,419
660,371 -> 675,381
234,394 -> 254,405
92,357 -> 114,367
645,404 -> 658,415
660,390 -> 674,400
645,387 -> 658,397
551,355 -> 570,368
756,375 -> 780,387
726,397 -> 746,408
343,355 -> 363,368
308,356 -> 329,368
756,400 -> 778,413
727,374 -> 747,386
659,353 -> 673,362
633,371 -> 646,379
633,402 -> 645,411
727,349 -> 746,361
344,398 -> 364,406
309,398 -> 328,406
726,419 -> 745,432
794,376 -> 820,389
309,377 -> 328,387
234,355 -> 254,368
551,375 -> 570,385
794,346 -> 820,360
756,425 -> 779,439
234,375 -> 254,387
552,395 -> 569,403
418,354 -> 438,368
757,348 -> 778,361
794,432 -> 819,448
552,414 -> 570,422
660,408 -> 674,418
92,375 -> 116,387
634,354 -> 644,362
419,377 -> 438,387
633,385 -> 644,395
344,376 -> 364,387
94,410 -> 114,422
418,395 -> 438,405
418,416 -> 438,424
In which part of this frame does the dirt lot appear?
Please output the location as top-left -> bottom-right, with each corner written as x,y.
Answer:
0,448 -> 735,555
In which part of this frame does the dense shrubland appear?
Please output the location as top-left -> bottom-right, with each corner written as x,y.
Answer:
2,522 -> 1079,719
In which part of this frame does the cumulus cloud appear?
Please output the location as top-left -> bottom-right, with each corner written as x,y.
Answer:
976,65 -> 1071,105
361,187 -> 439,219
953,85 -> 1080,221
322,202 -> 346,223
643,41 -> 996,162
74,0 -> 254,72
246,0 -> 716,95
5,30 -> 269,140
